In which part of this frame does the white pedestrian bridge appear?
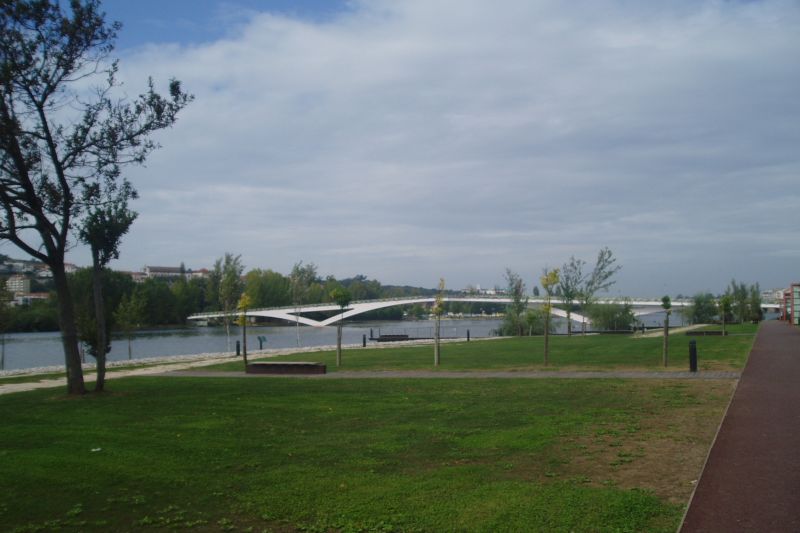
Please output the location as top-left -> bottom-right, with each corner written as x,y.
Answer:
186,296 -> 780,329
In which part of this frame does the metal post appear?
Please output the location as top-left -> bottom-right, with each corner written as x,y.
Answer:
467,329 -> 470,342
236,340 -> 241,357
689,340 -> 697,372
362,334 -> 367,348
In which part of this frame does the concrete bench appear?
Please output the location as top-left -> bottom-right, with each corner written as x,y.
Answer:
245,362 -> 327,375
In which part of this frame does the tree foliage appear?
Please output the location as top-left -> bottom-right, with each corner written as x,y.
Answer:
586,302 -> 635,331
500,268 -> 528,336
683,292 -> 718,324
216,253 -> 244,351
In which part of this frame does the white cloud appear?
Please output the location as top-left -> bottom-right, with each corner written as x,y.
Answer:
72,0 -> 800,295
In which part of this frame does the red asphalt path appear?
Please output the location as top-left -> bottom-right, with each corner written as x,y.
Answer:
681,321 -> 800,532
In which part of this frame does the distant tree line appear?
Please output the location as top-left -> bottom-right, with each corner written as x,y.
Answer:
682,279 -> 762,325
1,258 -> 505,334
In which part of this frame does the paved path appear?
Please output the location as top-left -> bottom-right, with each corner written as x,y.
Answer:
680,321 -> 800,532
161,369 -> 739,379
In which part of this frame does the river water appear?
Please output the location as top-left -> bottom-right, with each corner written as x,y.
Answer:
0,319 -> 505,371
0,310 -> 695,372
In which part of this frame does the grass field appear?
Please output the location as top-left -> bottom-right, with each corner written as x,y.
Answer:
0,376 -> 734,532
201,323 -> 758,374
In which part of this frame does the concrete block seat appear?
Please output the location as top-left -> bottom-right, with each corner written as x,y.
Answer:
245,361 -> 326,375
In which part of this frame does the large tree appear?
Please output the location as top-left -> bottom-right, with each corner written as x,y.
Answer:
0,0 -> 191,394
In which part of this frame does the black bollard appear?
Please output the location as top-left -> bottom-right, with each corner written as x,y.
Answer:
689,340 -> 698,372
467,329 -> 470,342
362,334 -> 367,348
236,340 -> 241,357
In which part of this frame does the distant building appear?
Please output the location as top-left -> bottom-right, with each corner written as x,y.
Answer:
63,263 -> 78,274
141,266 -> 208,281
143,266 -> 184,279
6,275 -> 31,294
130,271 -> 148,283
188,268 -> 209,279
11,292 -> 50,306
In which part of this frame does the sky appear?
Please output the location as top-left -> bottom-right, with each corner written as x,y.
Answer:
34,0 -> 800,295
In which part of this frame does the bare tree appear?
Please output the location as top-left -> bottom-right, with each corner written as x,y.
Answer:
558,257 -> 584,337
0,1 -> 191,394
578,247 -> 622,334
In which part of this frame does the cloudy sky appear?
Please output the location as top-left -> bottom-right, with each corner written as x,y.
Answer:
57,0 -> 800,295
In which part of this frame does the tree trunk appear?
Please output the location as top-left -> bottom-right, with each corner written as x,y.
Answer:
91,257 -> 107,392
225,316 -> 231,352
663,317 -> 669,366
242,315 -> 248,366
544,314 -> 550,366
566,309 -> 572,336
434,316 -> 441,366
127,335 -> 132,359
336,322 -> 342,367
51,265 -> 85,395
722,313 -> 726,336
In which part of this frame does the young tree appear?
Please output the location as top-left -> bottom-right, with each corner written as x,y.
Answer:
524,308 -> 547,336
748,283 -> 762,323
114,291 -> 144,360
216,253 -> 244,352
237,293 -> 251,367
433,278 -> 445,366
661,295 -> 671,367
0,1 -> 191,394
540,268 -> 560,366
728,279 -> 749,324
290,261 -> 318,346
578,247 -> 622,334
558,257 -> 584,336
719,294 -> 732,335
78,198 -> 136,391
330,287 -> 352,367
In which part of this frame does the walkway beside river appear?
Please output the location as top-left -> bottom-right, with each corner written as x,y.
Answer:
680,320 -> 800,531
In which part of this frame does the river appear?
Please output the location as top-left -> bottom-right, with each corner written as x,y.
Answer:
0,310 -> 697,372
0,318 -> 505,371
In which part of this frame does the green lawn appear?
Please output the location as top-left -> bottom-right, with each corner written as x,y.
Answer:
0,376 -> 733,532
203,323 -> 758,374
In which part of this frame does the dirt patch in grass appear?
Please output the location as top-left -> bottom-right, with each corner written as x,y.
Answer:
558,380 -> 735,504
